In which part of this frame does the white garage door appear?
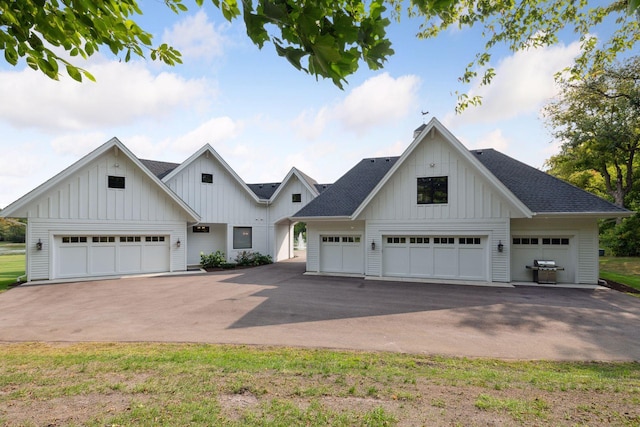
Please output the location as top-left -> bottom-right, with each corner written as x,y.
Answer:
510,236 -> 574,283
320,235 -> 364,274
383,236 -> 486,281
56,235 -> 170,279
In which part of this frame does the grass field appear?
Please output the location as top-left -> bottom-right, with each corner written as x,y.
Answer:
599,256 -> 640,291
0,253 -> 24,292
0,343 -> 638,426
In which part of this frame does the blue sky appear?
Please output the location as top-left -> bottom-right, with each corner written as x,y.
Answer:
0,3 -> 606,208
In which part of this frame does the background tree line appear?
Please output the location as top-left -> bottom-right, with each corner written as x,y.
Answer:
0,216 -> 26,243
544,56 -> 640,256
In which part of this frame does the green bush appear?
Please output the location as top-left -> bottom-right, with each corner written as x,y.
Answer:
600,213 -> 640,256
234,251 -> 273,266
200,250 -> 226,268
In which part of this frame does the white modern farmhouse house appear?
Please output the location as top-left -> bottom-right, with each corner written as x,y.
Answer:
1,118 -> 629,284
293,118 -> 630,285
0,138 -> 323,281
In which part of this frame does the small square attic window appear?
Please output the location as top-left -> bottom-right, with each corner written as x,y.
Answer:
292,193 -> 302,202
202,173 -> 213,183
108,176 -> 125,189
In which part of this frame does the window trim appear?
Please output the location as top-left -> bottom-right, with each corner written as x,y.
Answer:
201,173 -> 213,184
417,176 -> 448,205
233,227 -> 252,249
292,193 -> 302,203
107,175 -> 125,189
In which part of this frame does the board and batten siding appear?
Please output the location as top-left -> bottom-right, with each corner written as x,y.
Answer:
360,134 -> 522,222
21,153 -> 186,222
305,221 -> 365,273
511,217 -> 600,284
27,219 -> 187,280
268,176 -> 316,224
365,220 -> 510,282
165,154 -> 266,224
268,176 -> 317,261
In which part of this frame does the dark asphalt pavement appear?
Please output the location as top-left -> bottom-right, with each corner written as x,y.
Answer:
0,258 -> 638,360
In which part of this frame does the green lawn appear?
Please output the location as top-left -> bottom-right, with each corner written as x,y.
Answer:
0,343 -> 638,426
599,256 -> 640,291
0,253 -> 25,292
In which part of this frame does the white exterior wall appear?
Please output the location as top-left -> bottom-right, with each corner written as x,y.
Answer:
511,217 -> 600,284
20,152 -> 189,222
348,131 -> 517,282
15,149 -> 194,281
165,154 -> 266,225
360,135 -> 521,222
268,175 -> 317,261
27,218 -> 187,280
305,221 -> 365,272
186,223 -> 226,265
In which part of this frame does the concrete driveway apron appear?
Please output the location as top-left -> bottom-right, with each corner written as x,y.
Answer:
0,258 -> 638,361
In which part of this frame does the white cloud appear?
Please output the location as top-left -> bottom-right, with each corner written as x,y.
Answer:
293,73 -> 421,138
51,132 -> 108,156
465,129 -> 511,151
170,116 -> 243,154
446,40 -> 581,125
373,139 -> 406,158
337,73 -> 421,132
162,10 -> 227,61
0,58 -> 213,132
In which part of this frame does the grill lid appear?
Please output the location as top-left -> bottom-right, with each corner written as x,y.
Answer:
534,260 -> 557,268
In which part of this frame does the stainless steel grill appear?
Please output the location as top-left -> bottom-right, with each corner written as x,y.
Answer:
526,260 -> 564,284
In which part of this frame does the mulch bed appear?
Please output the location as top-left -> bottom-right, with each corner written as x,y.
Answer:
599,278 -> 640,294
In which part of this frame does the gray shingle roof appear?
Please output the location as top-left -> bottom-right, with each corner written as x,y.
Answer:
294,148 -> 628,219
139,159 -> 180,180
247,183 -> 281,199
472,149 -> 628,214
294,157 -> 399,217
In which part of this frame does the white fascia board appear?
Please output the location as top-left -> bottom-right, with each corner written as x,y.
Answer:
292,216 -> 352,222
162,143 -> 263,204
351,117 -> 533,220
533,211 -> 634,219
0,137 -> 201,223
270,167 -> 320,202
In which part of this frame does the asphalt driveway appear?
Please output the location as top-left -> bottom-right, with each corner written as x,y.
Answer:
0,258 -> 638,361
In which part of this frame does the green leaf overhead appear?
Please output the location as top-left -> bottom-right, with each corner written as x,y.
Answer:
0,0 -> 637,110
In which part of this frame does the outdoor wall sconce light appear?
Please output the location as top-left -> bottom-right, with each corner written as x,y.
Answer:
371,241 -> 376,251
497,240 -> 504,253
36,239 -> 43,251
176,239 -> 181,248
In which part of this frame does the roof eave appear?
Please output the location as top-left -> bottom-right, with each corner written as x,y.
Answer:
533,211 -> 634,219
292,215 -> 352,221
162,144 -> 261,204
351,118 -> 533,219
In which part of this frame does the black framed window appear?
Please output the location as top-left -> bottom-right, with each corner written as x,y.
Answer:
292,193 -> 302,202
201,173 -> 213,184
417,176 -> 448,204
193,226 -> 210,233
233,227 -> 252,249
108,175 -> 125,189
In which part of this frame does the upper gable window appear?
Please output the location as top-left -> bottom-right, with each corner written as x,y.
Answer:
201,173 -> 213,184
108,176 -> 125,189
417,176 -> 448,204
292,193 -> 302,203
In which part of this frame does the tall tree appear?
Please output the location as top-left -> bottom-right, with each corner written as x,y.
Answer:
544,56 -> 640,210
1,0 -> 638,110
